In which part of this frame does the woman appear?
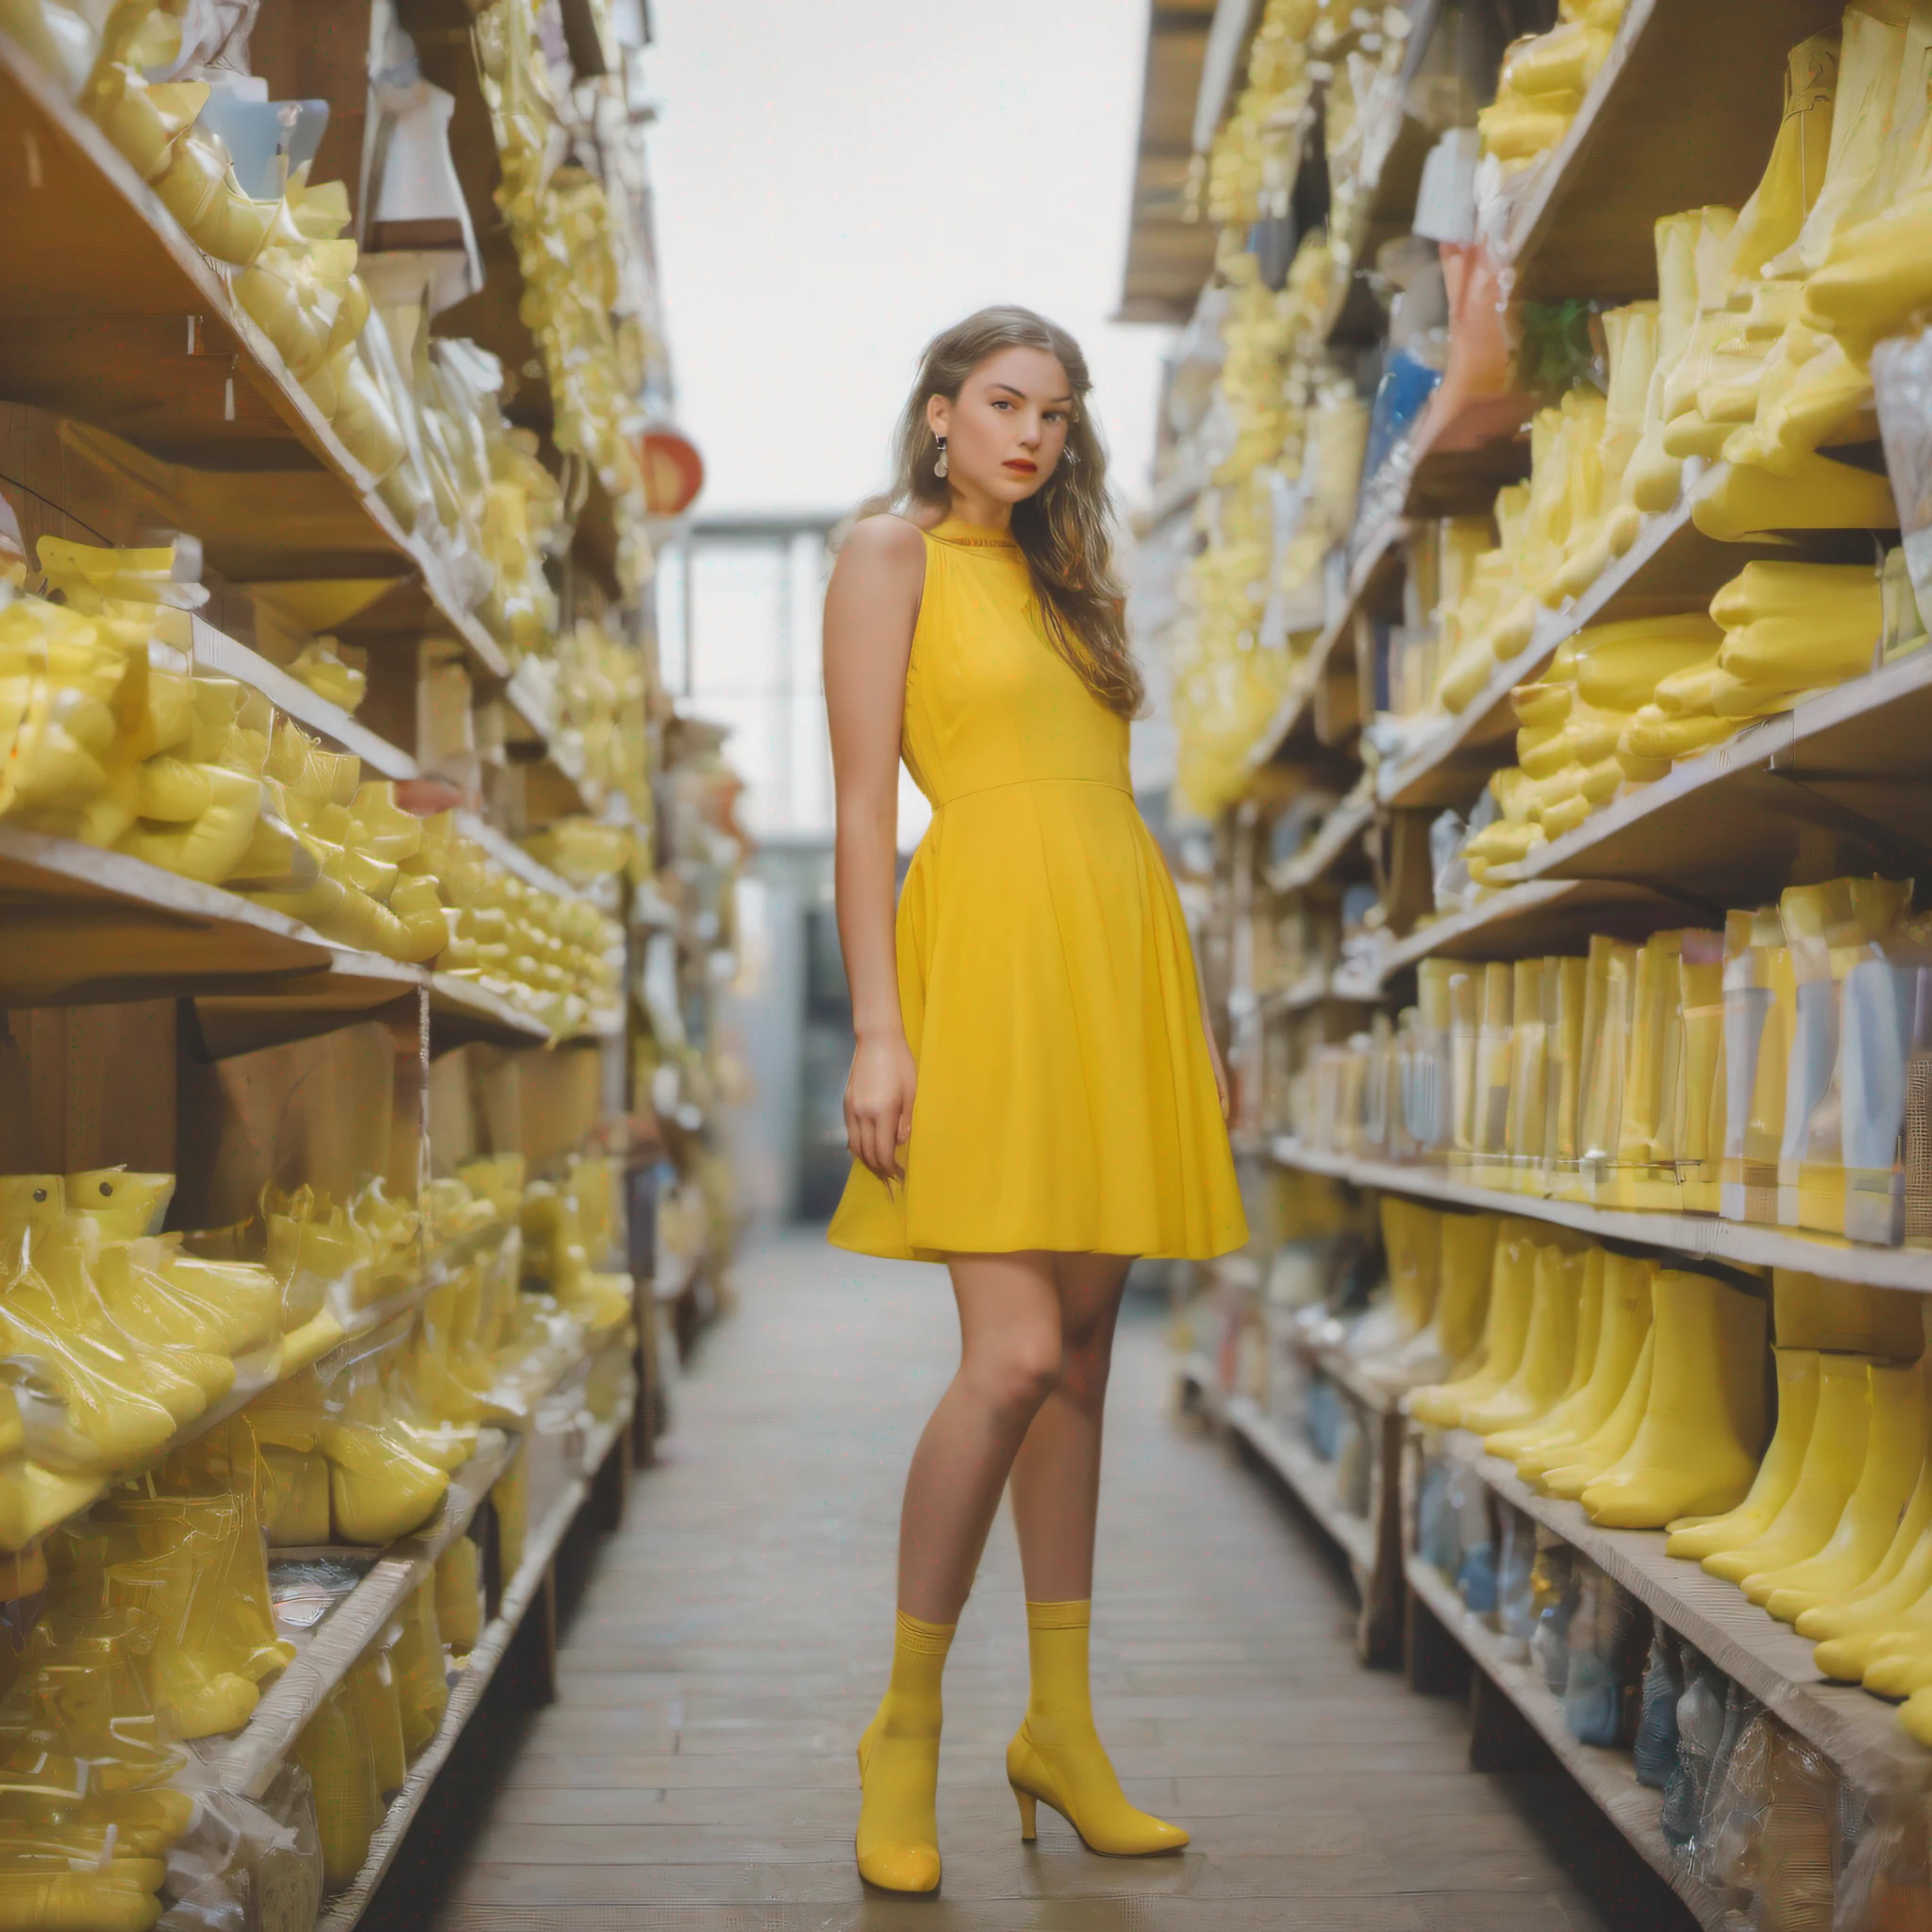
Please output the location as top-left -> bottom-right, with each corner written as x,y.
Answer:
823,306 -> 1246,1892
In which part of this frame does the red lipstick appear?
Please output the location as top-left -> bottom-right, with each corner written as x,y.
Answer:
1004,459 -> 1039,475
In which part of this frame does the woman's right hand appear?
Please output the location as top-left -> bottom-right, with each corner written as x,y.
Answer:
845,1030 -> 918,1183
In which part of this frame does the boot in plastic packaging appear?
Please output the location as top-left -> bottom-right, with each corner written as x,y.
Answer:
1632,1627 -> 1683,1789
293,1676 -> 380,1894
1662,1650 -> 1727,1854
391,1580 -> 448,1757
1528,1537 -> 1576,1693
1561,1566 -> 1643,1747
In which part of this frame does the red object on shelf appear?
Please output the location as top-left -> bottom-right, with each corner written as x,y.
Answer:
639,430 -> 705,516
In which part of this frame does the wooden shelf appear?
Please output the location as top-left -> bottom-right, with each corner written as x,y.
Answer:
1374,466 -> 1827,810
1431,1426 -> 1928,1790
1363,877 -> 1718,989
1250,522 -> 1406,772
312,1400 -> 633,1930
191,619 -> 417,781
1405,1553 -> 1734,1926
0,824 -> 343,1005
1271,1140 -> 1932,1293
429,973 -> 553,1049
0,32 -> 514,699
1491,646 -> 1932,905
1506,0 -> 1851,305
1402,395 -> 1533,521
1264,787 -> 1376,895
1176,1356 -> 1378,1579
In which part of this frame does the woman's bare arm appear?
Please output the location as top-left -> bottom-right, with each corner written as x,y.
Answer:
824,514 -> 925,1179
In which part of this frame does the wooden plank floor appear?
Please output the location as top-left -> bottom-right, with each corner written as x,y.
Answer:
428,1236 -> 1681,1932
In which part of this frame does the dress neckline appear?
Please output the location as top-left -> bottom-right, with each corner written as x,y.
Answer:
926,516 -> 1020,552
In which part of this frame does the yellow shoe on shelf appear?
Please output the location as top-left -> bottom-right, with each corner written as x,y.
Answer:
1705,1352 -> 1873,1586
1666,1348 -> 1820,1561
1467,1236 -> 1588,1442
1580,1271 -> 1766,1529
1541,1326 -> 1655,1501
1758,1360 -> 1925,1624
1409,1219 -> 1535,1428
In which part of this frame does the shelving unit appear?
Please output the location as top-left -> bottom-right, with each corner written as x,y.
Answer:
1136,0 -> 1932,1897
1404,1554 -> 1734,1928
0,5 -> 733,1925
1271,1140 -> 1932,1293
1428,1425 -> 1926,1789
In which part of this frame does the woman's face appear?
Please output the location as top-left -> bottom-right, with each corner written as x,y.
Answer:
926,345 -> 1074,507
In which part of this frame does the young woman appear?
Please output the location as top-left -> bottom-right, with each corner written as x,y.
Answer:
823,306 -> 1246,1892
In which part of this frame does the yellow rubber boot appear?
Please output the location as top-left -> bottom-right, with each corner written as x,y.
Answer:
1543,1326 -> 1656,1501
1008,1600 -> 1187,1856
1491,1244 -> 1603,1458
857,1610 -> 954,1892
1466,1237 -> 1587,1440
1667,1348 -> 1821,1560
1516,1252 -> 1652,1479
1705,1353 -> 1873,1586
1410,1220 -> 1536,1427
1581,1272 -> 1767,1528
1859,1625 -> 1932,1700
1757,1360 -> 1925,1623
1432,1210 -> 1499,1374
1801,1357 -> 1932,1642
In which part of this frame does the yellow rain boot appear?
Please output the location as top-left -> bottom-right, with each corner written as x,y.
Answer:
349,1646 -> 408,1797
0,1384 -> 102,1552
1007,1599 -> 1188,1857
391,1581 -> 448,1757
294,1676 -> 381,1894
858,1610 -> 954,1892
1800,1354 -> 1932,1643
1397,1208 -> 1498,1388
1710,560 -> 1886,702
1409,1219 -> 1536,1427
1757,1359 -> 1924,1622
1580,1272 -> 1767,1528
0,1179 -> 179,1473
1490,1244 -> 1603,1458
1690,450 -> 1899,543
1464,1235 -> 1588,1439
1705,1351 -> 1872,1586
1543,1325 -> 1656,1501
435,1535 -> 484,1655
324,1425 -> 450,1546
1667,1348 -> 1820,1560
1516,1251 -> 1653,1479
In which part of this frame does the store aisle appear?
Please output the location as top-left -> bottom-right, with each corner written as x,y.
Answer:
429,1237 -> 1641,1931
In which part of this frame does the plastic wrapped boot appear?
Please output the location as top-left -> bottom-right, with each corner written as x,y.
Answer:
1581,1271 -> 1766,1528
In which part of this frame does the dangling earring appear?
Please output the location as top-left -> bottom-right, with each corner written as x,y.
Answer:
1062,445 -> 1079,468
933,436 -> 948,480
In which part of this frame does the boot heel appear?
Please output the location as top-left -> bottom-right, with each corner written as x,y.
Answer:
1012,1784 -> 1038,1841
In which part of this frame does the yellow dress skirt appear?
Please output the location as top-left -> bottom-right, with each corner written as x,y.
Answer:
827,517 -> 1248,1264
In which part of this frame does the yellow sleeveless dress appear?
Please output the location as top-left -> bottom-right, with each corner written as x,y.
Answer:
827,517 -> 1247,1263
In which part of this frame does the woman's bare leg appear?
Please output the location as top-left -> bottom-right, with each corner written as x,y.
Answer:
1008,1253 -> 1132,1600
895,1250 -> 1064,1623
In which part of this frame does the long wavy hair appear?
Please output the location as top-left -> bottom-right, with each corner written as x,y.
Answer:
887,307 -> 1143,719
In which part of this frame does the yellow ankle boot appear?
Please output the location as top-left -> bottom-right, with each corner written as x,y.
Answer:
1758,1360 -> 1924,1623
1705,1352 -> 1872,1586
1513,1251 -> 1649,1477
1580,1272 -> 1766,1527
1008,1600 -> 1187,1856
1667,1348 -> 1820,1561
856,1610 -> 954,1892
1409,1219 -> 1535,1428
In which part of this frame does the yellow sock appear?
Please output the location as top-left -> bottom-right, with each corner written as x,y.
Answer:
855,1609 -> 953,1892
1009,1599 -> 1189,1856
